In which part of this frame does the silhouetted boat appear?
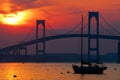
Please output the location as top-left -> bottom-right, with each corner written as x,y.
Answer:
72,15 -> 107,74
72,60 -> 107,74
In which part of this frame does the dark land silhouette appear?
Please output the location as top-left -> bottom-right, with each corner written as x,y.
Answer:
0,53 -> 117,63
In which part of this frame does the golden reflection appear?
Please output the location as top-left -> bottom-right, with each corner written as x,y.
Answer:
7,69 -> 16,80
4,63 -> 47,80
1,63 -> 120,80
5,63 -> 19,80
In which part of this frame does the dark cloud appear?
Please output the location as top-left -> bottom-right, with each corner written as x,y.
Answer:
0,0 -> 53,14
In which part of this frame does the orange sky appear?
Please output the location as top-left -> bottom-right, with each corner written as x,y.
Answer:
0,0 -> 119,27
0,0 -> 119,36
0,0 -> 119,53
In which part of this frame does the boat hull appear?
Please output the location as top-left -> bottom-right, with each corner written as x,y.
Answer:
72,65 -> 107,74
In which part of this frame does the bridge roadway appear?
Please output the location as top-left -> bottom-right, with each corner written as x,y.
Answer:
0,34 -> 120,52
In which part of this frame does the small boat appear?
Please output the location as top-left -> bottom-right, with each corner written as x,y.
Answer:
72,59 -> 107,74
72,15 -> 107,74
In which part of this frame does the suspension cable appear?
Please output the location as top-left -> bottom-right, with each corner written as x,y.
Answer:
46,21 -> 62,34
100,14 -> 120,34
63,14 -> 88,34
100,23 -> 114,35
21,26 -> 36,42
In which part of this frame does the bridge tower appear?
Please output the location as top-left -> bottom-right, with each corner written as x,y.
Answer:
88,12 -> 100,63
36,20 -> 46,56
118,40 -> 120,63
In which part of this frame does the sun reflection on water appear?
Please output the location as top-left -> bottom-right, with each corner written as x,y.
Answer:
0,63 -> 119,80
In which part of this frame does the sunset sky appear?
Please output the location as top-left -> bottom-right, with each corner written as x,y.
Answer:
0,0 -> 120,54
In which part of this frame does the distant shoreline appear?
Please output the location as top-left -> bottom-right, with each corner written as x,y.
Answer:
0,53 -> 118,63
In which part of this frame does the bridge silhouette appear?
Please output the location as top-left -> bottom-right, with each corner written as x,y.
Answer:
0,34 -> 119,51
0,12 -> 120,63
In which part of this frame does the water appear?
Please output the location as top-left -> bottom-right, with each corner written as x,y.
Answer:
0,63 -> 119,80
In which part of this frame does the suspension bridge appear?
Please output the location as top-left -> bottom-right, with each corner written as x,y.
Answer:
0,12 -> 120,63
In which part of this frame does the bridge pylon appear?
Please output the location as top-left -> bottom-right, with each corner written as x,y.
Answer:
88,12 -> 100,63
36,20 -> 46,56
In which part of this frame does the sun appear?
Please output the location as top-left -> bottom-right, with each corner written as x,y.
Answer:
3,16 -> 19,25
1,12 -> 26,25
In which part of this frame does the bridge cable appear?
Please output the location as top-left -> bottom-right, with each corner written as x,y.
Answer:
21,25 -> 36,42
46,21 -> 63,34
100,14 -> 120,34
100,23 -> 114,35
63,22 -> 81,34
46,20 -> 82,35
63,14 -> 88,34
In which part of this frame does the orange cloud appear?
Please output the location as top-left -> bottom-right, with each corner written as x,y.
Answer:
0,0 -> 53,14
0,0 -> 119,27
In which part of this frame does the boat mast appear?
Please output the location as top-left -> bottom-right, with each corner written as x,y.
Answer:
81,15 -> 83,67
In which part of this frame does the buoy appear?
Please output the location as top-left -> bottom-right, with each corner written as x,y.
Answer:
67,71 -> 70,73
60,72 -> 63,74
114,68 -> 117,70
13,75 -> 17,78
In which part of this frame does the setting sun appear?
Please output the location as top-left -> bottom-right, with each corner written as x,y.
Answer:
0,12 -> 26,25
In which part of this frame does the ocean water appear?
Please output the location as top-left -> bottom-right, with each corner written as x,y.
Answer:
0,63 -> 119,80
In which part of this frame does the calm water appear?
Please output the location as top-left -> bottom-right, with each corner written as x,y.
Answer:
0,63 -> 119,80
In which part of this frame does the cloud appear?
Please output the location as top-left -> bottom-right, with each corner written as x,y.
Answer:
0,0 -> 53,14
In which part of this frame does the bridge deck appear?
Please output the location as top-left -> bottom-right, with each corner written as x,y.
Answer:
0,34 -> 120,52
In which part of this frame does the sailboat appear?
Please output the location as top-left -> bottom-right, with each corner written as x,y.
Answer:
72,15 -> 107,74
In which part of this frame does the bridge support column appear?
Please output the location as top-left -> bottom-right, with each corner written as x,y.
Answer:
88,12 -> 100,63
0,52 -> 3,55
5,51 -> 10,55
118,40 -> 120,63
36,20 -> 46,56
18,47 -> 27,56
13,50 -> 19,55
